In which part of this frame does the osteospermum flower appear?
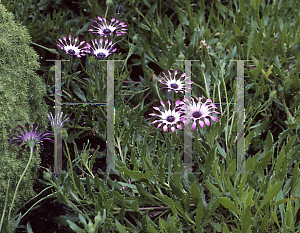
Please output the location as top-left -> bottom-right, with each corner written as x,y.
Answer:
9,123 -> 54,152
88,17 -> 127,37
178,97 -> 221,131
149,100 -> 183,132
85,38 -> 117,59
47,112 -> 70,133
57,35 -> 86,58
157,70 -> 193,94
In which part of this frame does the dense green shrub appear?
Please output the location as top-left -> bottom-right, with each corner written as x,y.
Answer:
0,3 -> 49,218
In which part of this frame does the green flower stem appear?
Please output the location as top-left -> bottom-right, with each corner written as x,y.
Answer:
30,42 -> 58,55
116,137 -> 124,163
79,57 -> 91,77
201,69 -> 210,100
121,43 -> 137,77
8,147 -> 34,221
104,7 -> 109,19
154,79 -> 164,104
120,87 -> 150,95
0,178 -> 10,232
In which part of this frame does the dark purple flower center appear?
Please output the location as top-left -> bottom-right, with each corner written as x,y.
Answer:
192,111 -> 201,118
96,53 -> 106,59
166,116 -> 175,122
103,29 -> 111,34
68,49 -> 75,55
170,83 -> 178,89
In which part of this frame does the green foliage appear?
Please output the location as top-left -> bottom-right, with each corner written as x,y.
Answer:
0,2 -> 48,221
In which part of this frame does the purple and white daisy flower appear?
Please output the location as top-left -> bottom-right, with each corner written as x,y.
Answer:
88,17 -> 127,37
9,123 -> 54,152
85,38 -> 117,59
178,97 -> 221,131
157,70 -> 193,94
47,112 -> 70,133
149,100 -> 184,132
57,35 -> 86,58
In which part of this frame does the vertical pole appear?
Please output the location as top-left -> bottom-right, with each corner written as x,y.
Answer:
184,60 -> 193,173
107,60 -> 117,174
237,60 -> 245,174
54,60 -> 62,176
228,60 -> 252,174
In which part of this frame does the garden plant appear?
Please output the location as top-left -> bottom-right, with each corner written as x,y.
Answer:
0,0 -> 300,232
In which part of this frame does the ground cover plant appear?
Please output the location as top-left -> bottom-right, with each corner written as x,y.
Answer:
0,0 -> 300,232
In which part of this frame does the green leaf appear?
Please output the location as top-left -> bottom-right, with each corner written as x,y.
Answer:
271,197 -> 297,206
264,131 -> 273,152
216,141 -> 226,159
104,198 -> 114,212
204,180 -> 221,197
194,137 -> 202,154
247,30 -> 255,60
285,209 -> 294,229
255,181 -> 284,216
203,147 -> 216,179
156,193 -> 177,213
66,220 -> 86,233
222,223 -> 231,233
175,24 -> 184,53
137,183 -> 160,205
282,23 -> 287,44
26,222 -> 33,233
215,1 -> 228,19
120,204 -> 125,224
245,130 -> 255,150
259,206 -> 269,233
246,189 -> 255,207
175,7 -> 189,25
241,206 -> 251,232
139,22 -> 151,31
131,200 -> 139,212
115,219 -> 127,233
147,216 -> 159,233
217,197 -> 241,215
195,201 -> 203,232
159,218 -> 168,232
225,176 -> 242,207
275,150 -> 285,180
70,80 -> 86,102
284,135 -> 298,154
238,0 -> 247,17
191,181 -> 201,201
291,161 -> 300,197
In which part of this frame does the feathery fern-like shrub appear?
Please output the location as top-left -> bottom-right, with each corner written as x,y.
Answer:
0,3 -> 49,217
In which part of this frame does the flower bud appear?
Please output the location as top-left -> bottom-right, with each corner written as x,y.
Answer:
132,34 -> 138,42
106,0 -> 113,7
61,128 -> 68,140
94,212 -> 102,223
43,170 -> 52,180
216,42 -> 223,52
89,56 -> 96,64
269,90 -> 277,100
201,63 -> 205,70
178,52 -> 185,60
